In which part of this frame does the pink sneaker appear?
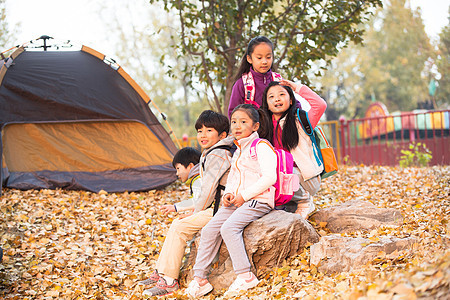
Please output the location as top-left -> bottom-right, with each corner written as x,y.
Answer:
143,277 -> 179,297
137,269 -> 160,286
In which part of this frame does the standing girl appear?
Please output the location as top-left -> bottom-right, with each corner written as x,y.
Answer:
228,36 -> 285,118
261,80 -> 327,218
186,104 -> 277,298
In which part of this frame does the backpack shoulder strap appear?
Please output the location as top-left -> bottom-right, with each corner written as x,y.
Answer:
297,108 -> 313,136
242,72 -> 259,108
189,173 -> 201,196
202,145 -> 233,171
249,138 -> 261,160
272,72 -> 282,81
249,138 -> 274,160
316,126 -> 331,148
212,183 -> 225,216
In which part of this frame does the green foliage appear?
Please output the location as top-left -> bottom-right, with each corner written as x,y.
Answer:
98,1 -> 207,139
399,142 -> 432,168
317,0 -> 436,119
149,0 -> 382,114
436,8 -> 450,108
0,0 -> 18,51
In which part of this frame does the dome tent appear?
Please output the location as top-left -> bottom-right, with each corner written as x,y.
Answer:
0,37 -> 178,193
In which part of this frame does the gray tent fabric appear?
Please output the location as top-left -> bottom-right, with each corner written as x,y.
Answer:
0,46 -> 178,193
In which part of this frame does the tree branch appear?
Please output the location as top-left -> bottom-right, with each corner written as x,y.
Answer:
293,1 -> 363,35
274,1 -> 309,68
177,0 -> 222,112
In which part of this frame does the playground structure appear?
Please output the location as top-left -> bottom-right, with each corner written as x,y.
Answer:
339,103 -> 449,166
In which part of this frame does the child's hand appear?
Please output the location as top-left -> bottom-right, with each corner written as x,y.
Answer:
222,193 -> 234,207
231,194 -> 245,207
280,79 -> 298,91
160,204 -> 176,214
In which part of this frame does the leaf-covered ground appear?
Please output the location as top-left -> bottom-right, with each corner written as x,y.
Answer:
0,166 -> 449,299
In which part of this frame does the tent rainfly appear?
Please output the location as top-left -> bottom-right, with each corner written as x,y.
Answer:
0,43 -> 178,193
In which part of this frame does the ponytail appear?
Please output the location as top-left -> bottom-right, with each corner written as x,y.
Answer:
282,104 -> 299,152
257,109 -> 271,140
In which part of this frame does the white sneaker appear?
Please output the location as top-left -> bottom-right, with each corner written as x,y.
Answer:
224,274 -> 259,297
295,198 -> 316,219
185,279 -> 213,298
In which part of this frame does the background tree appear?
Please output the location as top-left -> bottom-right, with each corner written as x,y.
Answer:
315,44 -> 363,120
317,0 -> 435,118
100,0 -> 207,137
0,0 -> 19,52
360,0 -> 434,112
150,0 -> 382,114
436,8 -> 450,108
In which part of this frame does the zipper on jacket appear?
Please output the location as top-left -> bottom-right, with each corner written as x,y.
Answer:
234,142 -> 242,196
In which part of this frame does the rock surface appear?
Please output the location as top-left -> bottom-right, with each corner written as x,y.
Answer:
310,234 -> 417,274
311,200 -> 403,233
180,209 -> 320,290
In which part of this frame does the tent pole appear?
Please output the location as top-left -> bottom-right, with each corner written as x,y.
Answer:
38,35 -> 53,51
148,100 -> 181,149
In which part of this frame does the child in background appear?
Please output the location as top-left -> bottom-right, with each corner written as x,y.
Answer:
185,104 -> 277,298
228,36 -> 301,118
260,80 -> 327,218
161,147 -> 201,215
140,110 -> 233,297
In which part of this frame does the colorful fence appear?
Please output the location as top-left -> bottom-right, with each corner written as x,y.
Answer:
174,110 -> 449,166
340,110 -> 450,166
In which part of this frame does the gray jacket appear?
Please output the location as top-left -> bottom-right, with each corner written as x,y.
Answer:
194,135 -> 234,213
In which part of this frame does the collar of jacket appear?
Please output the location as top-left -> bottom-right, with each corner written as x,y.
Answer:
234,131 -> 259,149
186,163 -> 200,184
250,67 -> 272,84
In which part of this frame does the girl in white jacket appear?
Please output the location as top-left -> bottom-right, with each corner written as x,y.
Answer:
261,80 -> 327,218
186,104 -> 277,298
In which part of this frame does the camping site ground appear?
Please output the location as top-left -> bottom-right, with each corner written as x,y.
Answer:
0,165 -> 449,299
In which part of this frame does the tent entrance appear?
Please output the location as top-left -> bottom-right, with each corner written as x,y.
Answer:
1,120 -> 177,192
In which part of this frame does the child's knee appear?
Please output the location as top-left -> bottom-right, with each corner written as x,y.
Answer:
219,224 -> 228,238
220,221 -> 239,240
200,222 -> 219,239
303,176 -> 321,196
168,219 -> 193,239
168,218 -> 182,232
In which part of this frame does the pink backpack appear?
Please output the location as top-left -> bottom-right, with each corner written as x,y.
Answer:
249,138 -> 300,206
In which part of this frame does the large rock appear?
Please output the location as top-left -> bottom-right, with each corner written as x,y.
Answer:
180,209 -> 320,291
311,200 -> 403,233
310,234 -> 417,274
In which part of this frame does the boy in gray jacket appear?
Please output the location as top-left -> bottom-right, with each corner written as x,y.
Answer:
140,110 -> 233,297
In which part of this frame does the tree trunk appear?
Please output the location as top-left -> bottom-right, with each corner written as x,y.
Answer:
224,76 -> 234,116
182,74 -> 190,127
223,51 -> 238,116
